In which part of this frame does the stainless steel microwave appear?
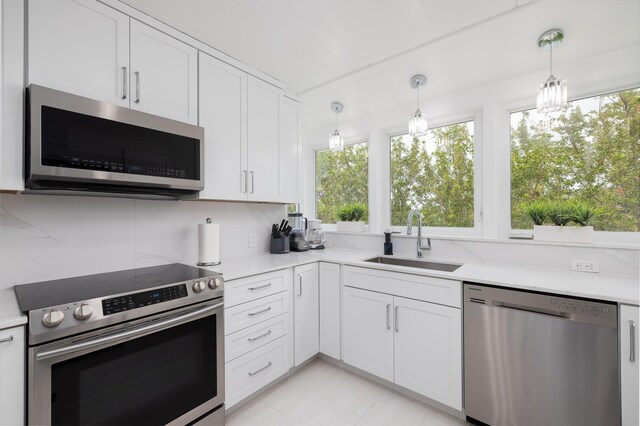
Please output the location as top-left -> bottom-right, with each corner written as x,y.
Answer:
26,85 -> 204,198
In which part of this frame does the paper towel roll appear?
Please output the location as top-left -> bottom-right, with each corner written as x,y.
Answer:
198,221 -> 220,266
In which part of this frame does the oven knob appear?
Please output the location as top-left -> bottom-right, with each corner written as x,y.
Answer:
193,281 -> 206,293
73,303 -> 94,320
208,277 -> 222,289
42,309 -> 65,328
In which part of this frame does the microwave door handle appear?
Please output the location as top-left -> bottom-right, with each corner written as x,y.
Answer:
36,301 -> 223,361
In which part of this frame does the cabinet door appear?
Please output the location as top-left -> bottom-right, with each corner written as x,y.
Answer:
279,96 -> 300,203
0,326 -> 25,425
319,262 -> 341,359
342,286 -> 394,382
130,20 -> 198,124
621,305 -> 639,426
293,263 -> 319,366
28,0 -> 129,106
394,296 -> 462,410
247,76 -> 280,202
198,53 -> 248,200
1,0 -> 25,191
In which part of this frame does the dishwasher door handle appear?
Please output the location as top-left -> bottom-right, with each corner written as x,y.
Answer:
493,301 -> 567,319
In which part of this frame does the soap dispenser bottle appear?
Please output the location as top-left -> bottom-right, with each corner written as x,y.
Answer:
384,230 -> 399,255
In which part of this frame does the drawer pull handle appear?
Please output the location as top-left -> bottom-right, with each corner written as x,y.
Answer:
248,329 -> 272,342
248,283 -> 272,291
248,361 -> 272,376
0,335 -> 13,344
248,306 -> 272,316
630,320 -> 636,363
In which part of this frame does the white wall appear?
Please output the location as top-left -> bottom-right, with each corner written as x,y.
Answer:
0,194 -> 285,288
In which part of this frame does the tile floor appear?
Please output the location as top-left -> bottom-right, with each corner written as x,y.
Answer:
226,359 -> 468,426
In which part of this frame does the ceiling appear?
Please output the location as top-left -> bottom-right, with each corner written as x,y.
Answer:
120,0 -> 531,94
120,0 -> 639,131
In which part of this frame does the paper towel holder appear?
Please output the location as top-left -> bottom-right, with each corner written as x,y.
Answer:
197,217 -> 221,267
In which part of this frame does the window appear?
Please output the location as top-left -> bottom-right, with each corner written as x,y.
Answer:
315,142 -> 368,224
510,88 -> 640,232
390,121 -> 475,227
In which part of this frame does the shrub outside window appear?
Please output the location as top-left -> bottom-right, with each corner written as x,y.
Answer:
315,142 -> 368,225
390,121 -> 475,227
510,88 -> 640,232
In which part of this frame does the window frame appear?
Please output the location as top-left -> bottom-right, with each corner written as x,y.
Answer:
313,137 -> 370,232
384,113 -> 483,237
499,83 -> 640,244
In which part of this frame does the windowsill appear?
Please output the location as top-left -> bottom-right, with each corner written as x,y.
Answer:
324,230 -> 640,250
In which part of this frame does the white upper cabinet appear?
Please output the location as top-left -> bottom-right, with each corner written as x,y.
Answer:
28,0 -> 129,107
279,96 -> 300,203
129,20 -> 198,124
247,76 -> 281,202
198,52 -> 248,201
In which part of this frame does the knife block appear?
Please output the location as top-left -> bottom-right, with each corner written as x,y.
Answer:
270,234 -> 290,254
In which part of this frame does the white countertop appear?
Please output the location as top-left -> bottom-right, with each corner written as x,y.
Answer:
2,248 -> 638,330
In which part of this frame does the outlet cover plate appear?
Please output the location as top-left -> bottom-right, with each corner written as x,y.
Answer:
249,233 -> 257,248
571,259 -> 599,273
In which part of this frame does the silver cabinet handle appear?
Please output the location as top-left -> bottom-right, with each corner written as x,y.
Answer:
248,329 -> 272,342
630,320 -> 636,362
134,71 -> 140,103
121,66 -> 127,100
242,170 -> 248,193
298,275 -> 303,297
250,171 -> 255,194
0,335 -> 13,344
386,304 -> 391,330
394,306 -> 399,332
248,282 -> 272,291
248,361 -> 272,376
248,306 -> 271,316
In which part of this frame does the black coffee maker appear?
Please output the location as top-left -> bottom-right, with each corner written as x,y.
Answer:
288,212 -> 310,252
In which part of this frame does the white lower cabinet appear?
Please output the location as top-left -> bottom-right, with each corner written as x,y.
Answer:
620,304 -> 639,426
319,262 -> 341,359
342,266 -> 462,411
224,270 -> 293,409
293,263 -> 319,366
0,325 -> 25,425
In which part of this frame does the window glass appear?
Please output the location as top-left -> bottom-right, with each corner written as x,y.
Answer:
510,89 -> 640,231
390,121 -> 474,227
315,143 -> 368,224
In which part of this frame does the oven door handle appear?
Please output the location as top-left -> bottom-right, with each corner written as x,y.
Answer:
36,302 -> 223,361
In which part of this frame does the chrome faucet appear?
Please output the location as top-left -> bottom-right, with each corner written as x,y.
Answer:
407,208 -> 431,258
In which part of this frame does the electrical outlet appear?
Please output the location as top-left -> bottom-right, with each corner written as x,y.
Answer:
249,233 -> 257,248
571,259 -> 599,273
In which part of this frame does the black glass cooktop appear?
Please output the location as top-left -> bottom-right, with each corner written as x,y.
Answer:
14,263 -> 218,312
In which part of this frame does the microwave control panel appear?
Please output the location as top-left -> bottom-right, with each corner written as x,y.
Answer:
102,284 -> 188,315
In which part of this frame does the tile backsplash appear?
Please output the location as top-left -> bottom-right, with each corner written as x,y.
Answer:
0,194 -> 285,289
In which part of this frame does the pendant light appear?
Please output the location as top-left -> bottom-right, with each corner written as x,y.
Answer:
408,74 -> 428,137
329,102 -> 344,152
536,29 -> 567,114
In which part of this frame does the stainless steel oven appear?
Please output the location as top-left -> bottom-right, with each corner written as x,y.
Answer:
15,264 -> 225,425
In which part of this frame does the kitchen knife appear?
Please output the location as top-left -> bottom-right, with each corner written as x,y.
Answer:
279,219 -> 286,232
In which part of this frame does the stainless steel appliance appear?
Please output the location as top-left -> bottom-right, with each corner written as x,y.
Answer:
14,264 -> 225,425
306,219 -> 326,250
464,283 -> 619,426
288,212 -> 309,252
26,85 -> 204,197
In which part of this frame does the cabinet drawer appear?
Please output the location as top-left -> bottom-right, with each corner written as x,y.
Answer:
225,291 -> 289,335
343,266 -> 461,308
225,336 -> 291,408
225,270 -> 289,308
225,314 -> 289,362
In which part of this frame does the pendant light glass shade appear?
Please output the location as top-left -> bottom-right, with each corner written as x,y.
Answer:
536,29 -> 567,114
408,74 -> 428,137
329,102 -> 344,152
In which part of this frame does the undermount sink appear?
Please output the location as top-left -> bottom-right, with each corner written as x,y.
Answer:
364,256 -> 462,272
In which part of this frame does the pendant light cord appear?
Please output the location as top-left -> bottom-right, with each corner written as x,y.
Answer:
549,40 -> 553,75
416,83 -> 420,109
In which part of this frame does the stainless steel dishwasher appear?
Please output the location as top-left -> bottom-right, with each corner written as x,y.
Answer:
463,283 -> 619,426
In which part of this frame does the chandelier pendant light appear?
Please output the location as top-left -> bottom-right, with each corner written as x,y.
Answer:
408,74 -> 428,137
329,102 -> 344,152
536,29 -> 567,114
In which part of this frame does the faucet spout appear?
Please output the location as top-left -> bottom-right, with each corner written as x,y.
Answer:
406,208 -> 431,258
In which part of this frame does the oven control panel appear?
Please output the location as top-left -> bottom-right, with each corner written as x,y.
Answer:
102,284 -> 188,315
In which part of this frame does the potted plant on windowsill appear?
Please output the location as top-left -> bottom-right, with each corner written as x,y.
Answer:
335,203 -> 368,233
525,201 -> 595,243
